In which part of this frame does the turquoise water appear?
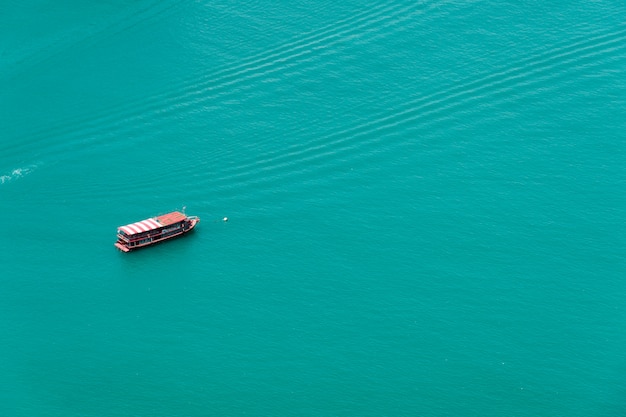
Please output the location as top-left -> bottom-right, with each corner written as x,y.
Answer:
1,1 -> 625,415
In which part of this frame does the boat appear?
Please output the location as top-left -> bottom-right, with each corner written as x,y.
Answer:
114,211 -> 200,252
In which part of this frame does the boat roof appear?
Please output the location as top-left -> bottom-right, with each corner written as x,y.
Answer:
118,211 -> 187,235
156,211 -> 186,225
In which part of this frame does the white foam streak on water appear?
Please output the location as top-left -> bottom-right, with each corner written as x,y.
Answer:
0,166 -> 35,185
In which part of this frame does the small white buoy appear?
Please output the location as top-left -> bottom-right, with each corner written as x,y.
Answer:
223,217 -> 228,222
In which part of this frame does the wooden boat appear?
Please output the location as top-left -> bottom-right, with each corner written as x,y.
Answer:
114,211 -> 199,252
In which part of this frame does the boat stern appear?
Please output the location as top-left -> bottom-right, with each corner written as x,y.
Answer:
114,242 -> 130,252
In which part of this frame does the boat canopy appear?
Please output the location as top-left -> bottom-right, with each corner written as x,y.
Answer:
118,211 -> 187,235
118,218 -> 162,235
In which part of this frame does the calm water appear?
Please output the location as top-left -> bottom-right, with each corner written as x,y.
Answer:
1,1 -> 625,416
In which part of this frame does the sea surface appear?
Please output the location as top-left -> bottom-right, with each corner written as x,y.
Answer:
1,1 -> 625,416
